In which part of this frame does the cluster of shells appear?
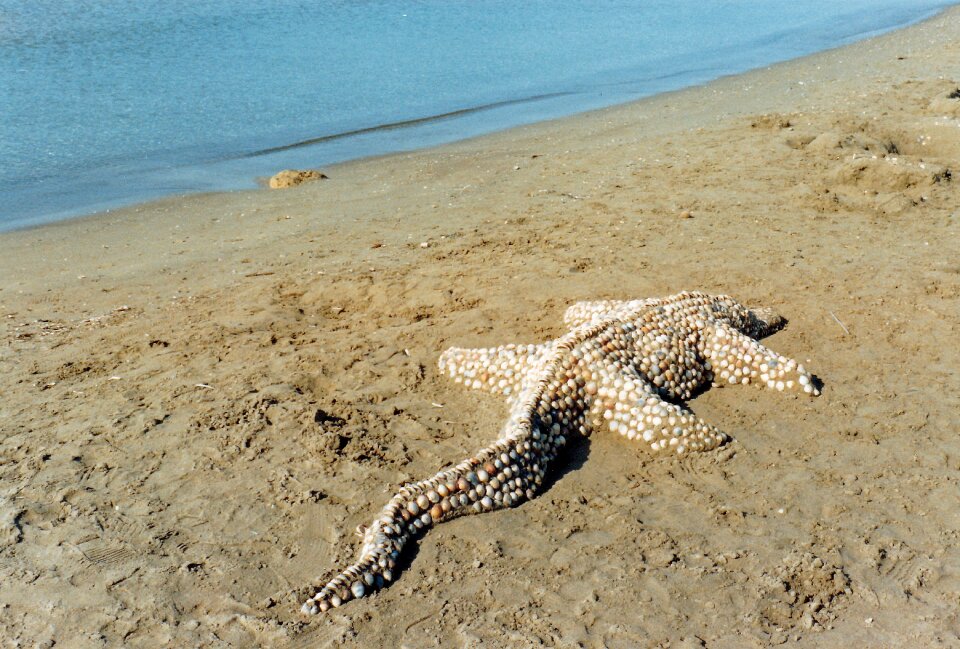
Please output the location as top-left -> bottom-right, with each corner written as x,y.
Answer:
301,291 -> 819,613
301,393 -> 562,613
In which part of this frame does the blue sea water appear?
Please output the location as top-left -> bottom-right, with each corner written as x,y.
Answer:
0,0 -> 953,230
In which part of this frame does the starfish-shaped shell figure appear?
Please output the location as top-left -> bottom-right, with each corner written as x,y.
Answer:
301,291 -> 819,614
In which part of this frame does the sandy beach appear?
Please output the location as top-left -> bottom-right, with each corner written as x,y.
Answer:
2,7 -> 960,648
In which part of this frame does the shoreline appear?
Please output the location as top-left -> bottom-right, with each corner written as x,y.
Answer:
2,3 -> 954,234
2,6 -> 960,648
3,1 -> 955,250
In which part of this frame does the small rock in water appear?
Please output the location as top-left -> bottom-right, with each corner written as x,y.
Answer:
268,169 -> 328,189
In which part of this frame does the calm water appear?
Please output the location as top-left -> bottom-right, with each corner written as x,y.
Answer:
0,1 -> 952,230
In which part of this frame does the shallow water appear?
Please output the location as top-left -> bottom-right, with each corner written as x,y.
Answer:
0,0 -> 952,230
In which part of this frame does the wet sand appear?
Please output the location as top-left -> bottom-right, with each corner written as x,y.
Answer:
1,7 -> 959,648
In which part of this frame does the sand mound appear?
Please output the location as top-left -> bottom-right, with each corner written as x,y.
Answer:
829,157 -> 950,192
268,169 -> 328,189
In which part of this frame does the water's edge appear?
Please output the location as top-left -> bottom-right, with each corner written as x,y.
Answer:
2,4 -> 952,234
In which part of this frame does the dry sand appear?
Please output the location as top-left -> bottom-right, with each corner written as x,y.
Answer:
2,8 -> 960,648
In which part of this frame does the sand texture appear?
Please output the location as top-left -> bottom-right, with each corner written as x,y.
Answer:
2,8 -> 960,648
